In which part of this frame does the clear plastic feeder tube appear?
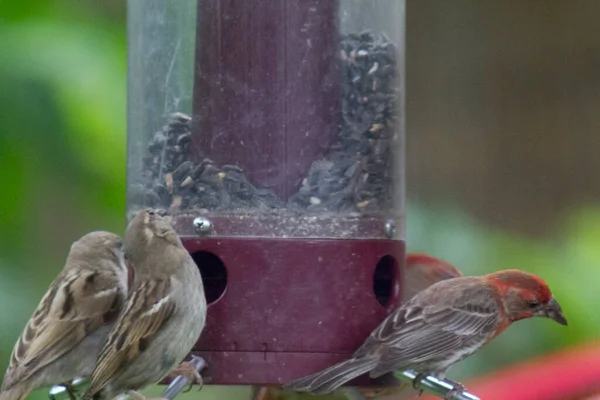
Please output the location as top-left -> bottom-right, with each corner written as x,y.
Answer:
127,0 -> 405,241
127,0 -> 406,386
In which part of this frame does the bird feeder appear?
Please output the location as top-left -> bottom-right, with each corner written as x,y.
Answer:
126,0 -> 406,386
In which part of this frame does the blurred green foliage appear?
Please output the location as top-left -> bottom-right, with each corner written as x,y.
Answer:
0,2 -> 128,399
0,2 -> 597,400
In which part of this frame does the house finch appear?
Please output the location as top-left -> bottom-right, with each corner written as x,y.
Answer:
354,253 -> 464,400
254,253 -> 463,400
81,209 -> 207,400
401,253 -> 463,303
0,231 -> 128,400
285,269 -> 567,398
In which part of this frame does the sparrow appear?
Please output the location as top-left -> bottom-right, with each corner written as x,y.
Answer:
0,231 -> 128,400
81,208 -> 206,400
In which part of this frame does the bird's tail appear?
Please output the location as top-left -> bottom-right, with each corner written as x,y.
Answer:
0,384 -> 32,400
284,356 -> 379,395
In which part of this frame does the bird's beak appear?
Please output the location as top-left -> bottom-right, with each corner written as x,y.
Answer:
154,208 -> 168,216
545,297 -> 567,326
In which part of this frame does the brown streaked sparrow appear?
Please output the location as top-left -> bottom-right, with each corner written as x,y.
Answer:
82,208 -> 206,400
0,231 -> 128,400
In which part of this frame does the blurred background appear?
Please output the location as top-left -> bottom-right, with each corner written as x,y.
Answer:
1,1 -> 599,399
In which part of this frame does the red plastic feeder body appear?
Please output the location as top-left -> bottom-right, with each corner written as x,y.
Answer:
126,0 -> 406,387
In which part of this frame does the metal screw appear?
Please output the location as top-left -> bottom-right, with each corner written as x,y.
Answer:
384,219 -> 396,238
193,216 -> 213,236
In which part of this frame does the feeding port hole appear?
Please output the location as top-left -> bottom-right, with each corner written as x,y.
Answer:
191,251 -> 228,304
373,254 -> 398,307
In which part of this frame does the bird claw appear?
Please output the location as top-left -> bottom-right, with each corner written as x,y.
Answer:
410,373 -> 466,399
412,373 -> 427,390
444,381 -> 466,400
59,381 -> 77,400
411,373 -> 428,398
168,361 -> 204,392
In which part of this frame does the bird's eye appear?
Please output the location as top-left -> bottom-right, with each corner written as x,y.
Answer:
528,300 -> 540,308
148,211 -> 155,216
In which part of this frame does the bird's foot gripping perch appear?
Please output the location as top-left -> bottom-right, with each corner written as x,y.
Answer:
412,373 -> 427,397
161,355 -> 208,399
47,356 -> 208,400
399,370 -> 479,400
58,382 -> 78,400
441,379 -> 466,400
411,373 -> 465,399
165,356 -> 206,393
48,378 -> 88,400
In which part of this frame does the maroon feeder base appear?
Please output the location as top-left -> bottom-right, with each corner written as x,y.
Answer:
181,236 -> 405,386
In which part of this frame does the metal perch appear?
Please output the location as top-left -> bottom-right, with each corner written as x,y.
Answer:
344,370 -> 479,400
48,355 -> 207,400
161,356 -> 206,400
397,371 -> 479,400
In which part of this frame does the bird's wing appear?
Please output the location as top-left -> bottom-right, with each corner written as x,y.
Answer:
383,302 -> 497,360
2,267 -> 125,390
84,278 -> 175,397
354,282 -> 499,374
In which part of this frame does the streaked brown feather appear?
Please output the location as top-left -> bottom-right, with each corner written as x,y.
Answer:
353,278 -> 500,376
2,267 -> 125,391
85,279 -> 175,397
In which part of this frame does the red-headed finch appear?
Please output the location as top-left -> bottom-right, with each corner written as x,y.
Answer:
0,232 -> 128,400
285,269 -> 567,398
255,253 -> 463,400
401,253 -> 463,304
